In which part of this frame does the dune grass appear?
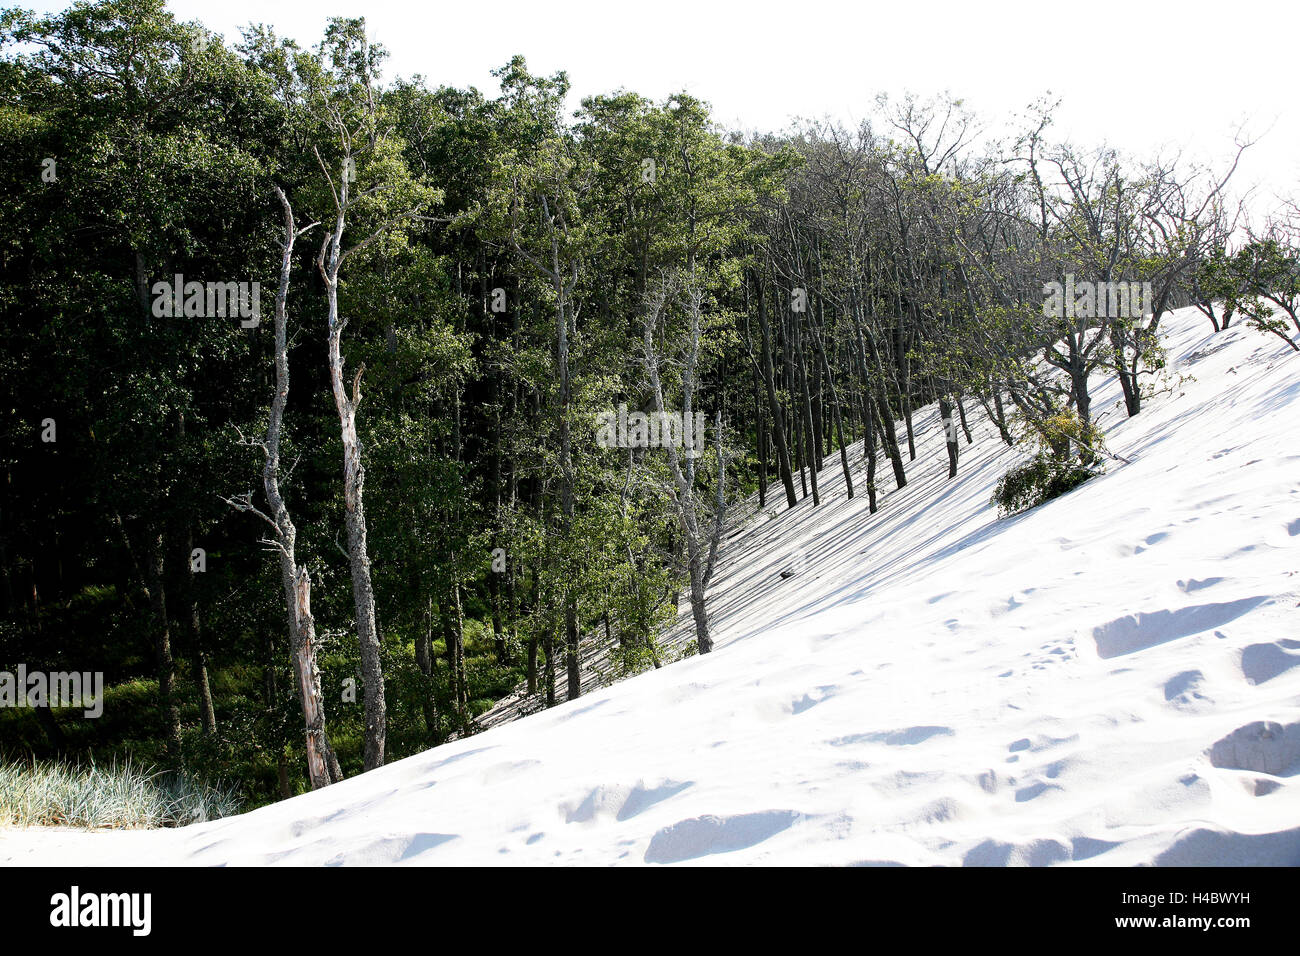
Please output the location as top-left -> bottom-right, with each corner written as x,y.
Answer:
0,758 -> 241,829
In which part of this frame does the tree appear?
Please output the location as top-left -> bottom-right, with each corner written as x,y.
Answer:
225,187 -> 343,788
642,273 -> 727,654
300,18 -> 437,769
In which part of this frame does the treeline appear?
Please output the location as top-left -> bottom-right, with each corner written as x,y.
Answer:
1,0 -> 1293,804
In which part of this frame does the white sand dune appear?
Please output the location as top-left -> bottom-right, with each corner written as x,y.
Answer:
3,305 -> 1298,866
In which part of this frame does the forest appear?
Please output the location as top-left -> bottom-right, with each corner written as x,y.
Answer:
2,0 -> 1295,811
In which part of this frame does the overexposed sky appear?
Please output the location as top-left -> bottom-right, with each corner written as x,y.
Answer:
26,0 -> 1300,208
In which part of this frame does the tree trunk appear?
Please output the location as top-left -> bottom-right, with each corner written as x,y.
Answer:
178,523 -> 216,736
897,312 -> 916,461
793,310 -> 821,505
957,395 -> 973,444
415,596 -> 438,741
810,305 -> 853,498
862,322 -> 907,489
257,186 -> 340,789
687,555 -> 713,655
526,565 -> 539,696
543,616 -> 556,708
753,366 -> 767,509
938,396 -> 959,479
755,278 -> 798,507
143,529 -> 182,757
441,583 -> 468,723
173,409 -> 216,737
322,181 -> 387,771
291,567 -> 337,788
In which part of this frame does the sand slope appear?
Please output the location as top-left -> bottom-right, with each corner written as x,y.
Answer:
3,305 -> 1298,867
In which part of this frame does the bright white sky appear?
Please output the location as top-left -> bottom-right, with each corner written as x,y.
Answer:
28,0 -> 1300,212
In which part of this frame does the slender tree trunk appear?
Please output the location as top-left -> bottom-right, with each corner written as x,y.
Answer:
254,186 -> 340,789
552,268 -> 581,702
957,395 -> 973,444
291,567 -> 341,786
862,322 -> 907,489
938,395 -> 959,479
415,593 -> 438,741
142,529 -> 182,757
543,615 -> 556,708
985,387 -> 1014,446
793,311 -> 821,505
643,278 -> 727,656
173,408 -> 216,736
441,583 -> 468,723
850,318 -> 879,512
321,175 -> 387,771
177,523 -> 216,736
527,566 -> 539,696
809,341 -> 825,466
897,309 -> 916,461
755,277 -> 797,507
810,305 -> 853,498
753,366 -> 767,509
687,555 -> 713,655
262,632 -> 292,798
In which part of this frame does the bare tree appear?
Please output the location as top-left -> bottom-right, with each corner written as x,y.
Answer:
225,187 -> 342,789
315,142 -> 391,771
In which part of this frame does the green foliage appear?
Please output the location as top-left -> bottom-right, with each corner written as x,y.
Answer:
3,0 -> 1264,812
993,411 -> 1103,516
1196,238 -> 1300,347
991,453 -> 1094,517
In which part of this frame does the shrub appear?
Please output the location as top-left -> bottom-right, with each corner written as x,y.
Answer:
992,452 -> 1094,516
993,409 -> 1103,516
610,640 -> 659,678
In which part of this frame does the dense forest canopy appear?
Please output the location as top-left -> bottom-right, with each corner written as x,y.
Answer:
2,0 -> 1294,807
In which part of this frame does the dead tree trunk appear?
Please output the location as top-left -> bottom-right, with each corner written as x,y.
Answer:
226,186 -> 340,789
317,155 -> 387,772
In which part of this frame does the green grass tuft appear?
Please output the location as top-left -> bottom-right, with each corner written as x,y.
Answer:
0,758 -> 241,829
